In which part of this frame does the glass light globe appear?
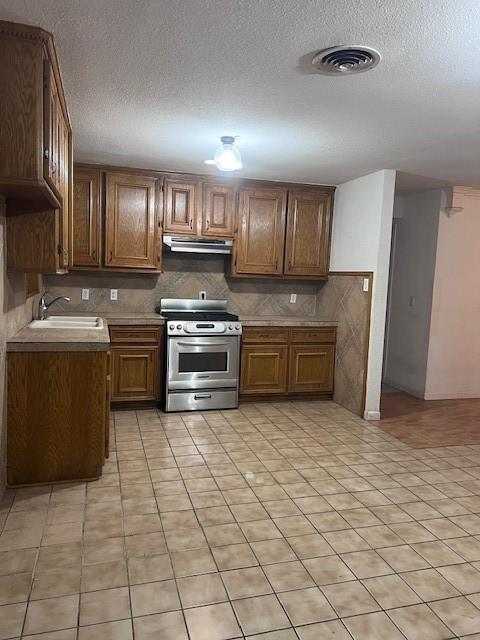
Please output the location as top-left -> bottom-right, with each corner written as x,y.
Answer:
213,136 -> 242,171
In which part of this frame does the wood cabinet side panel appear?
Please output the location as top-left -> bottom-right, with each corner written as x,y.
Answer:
7,351 -> 107,485
0,37 -> 43,182
7,210 -> 59,273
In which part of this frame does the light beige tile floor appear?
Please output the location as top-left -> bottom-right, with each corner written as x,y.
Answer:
1,399 -> 480,638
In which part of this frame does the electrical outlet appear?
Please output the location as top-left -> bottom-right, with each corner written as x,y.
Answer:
81,288 -> 90,301
199,291 -> 207,300
290,293 -> 297,304
363,278 -> 369,292
110,289 -> 118,301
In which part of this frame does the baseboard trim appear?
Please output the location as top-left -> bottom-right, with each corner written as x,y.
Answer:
423,391 -> 480,400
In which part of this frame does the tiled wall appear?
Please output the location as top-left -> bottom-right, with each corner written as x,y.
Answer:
44,254 -> 320,316
44,257 -> 371,417
0,199 -> 39,498
316,274 -> 371,417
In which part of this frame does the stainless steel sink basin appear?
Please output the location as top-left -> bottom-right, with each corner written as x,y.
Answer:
29,316 -> 104,330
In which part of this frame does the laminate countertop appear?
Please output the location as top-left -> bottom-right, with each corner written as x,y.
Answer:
7,325 -> 111,352
7,314 -> 336,351
239,316 -> 337,327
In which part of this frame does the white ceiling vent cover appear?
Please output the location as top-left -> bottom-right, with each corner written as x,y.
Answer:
312,45 -> 381,75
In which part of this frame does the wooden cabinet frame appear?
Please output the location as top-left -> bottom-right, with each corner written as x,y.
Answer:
70,165 -> 163,273
109,325 -> 163,405
240,326 -> 336,398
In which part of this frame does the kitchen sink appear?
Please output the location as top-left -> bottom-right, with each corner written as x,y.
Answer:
29,316 -> 104,330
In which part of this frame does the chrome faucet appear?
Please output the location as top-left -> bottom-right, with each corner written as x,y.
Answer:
38,291 -> 71,320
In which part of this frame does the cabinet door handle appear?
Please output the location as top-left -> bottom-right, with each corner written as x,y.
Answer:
205,219 -> 210,230
109,250 -> 113,262
189,218 -> 193,229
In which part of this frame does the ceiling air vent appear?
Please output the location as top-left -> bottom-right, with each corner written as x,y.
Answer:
312,45 -> 381,75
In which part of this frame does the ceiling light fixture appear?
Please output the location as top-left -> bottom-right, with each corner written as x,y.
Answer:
204,136 -> 242,171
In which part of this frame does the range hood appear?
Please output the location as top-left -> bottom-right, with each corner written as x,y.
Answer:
163,235 -> 232,255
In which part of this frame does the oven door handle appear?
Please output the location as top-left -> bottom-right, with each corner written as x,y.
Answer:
176,341 -> 232,348
194,393 -> 212,400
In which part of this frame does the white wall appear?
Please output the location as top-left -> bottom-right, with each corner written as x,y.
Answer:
425,191 -> 480,399
383,190 -> 441,397
330,169 -> 396,420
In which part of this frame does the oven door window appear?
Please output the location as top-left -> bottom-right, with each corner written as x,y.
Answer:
178,352 -> 228,373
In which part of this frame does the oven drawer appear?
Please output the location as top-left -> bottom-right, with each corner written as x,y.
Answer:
166,389 -> 238,412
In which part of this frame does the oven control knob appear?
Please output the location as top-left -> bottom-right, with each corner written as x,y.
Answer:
176,324 -> 182,330
235,324 -> 240,330
228,325 -> 233,330
169,324 -> 174,330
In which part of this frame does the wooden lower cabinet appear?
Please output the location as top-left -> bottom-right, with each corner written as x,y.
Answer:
241,345 -> 288,395
111,347 -> 158,402
288,344 -> 335,393
240,326 -> 336,398
109,325 -> 163,405
7,350 -> 109,485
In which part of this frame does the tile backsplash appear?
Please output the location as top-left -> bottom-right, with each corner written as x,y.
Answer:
44,257 -> 371,417
44,254 -> 321,316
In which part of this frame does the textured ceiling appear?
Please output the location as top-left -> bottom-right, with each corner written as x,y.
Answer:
1,0 -> 480,186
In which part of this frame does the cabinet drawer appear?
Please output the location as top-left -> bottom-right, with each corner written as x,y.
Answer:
242,327 -> 289,344
290,327 -> 336,344
109,326 -> 162,344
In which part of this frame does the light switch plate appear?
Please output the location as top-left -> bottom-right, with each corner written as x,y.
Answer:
81,288 -> 90,301
363,278 -> 369,292
110,289 -> 118,301
290,293 -> 297,304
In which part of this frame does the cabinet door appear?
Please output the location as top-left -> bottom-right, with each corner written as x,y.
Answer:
43,60 -> 61,196
235,188 -> 287,275
284,190 -> 332,277
105,172 -> 157,269
111,347 -> 158,402
202,183 -> 235,237
240,344 -> 288,395
57,113 -> 71,271
288,344 -> 335,393
71,167 -> 101,267
164,178 -> 198,235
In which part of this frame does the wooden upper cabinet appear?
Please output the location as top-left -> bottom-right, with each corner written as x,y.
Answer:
0,21 -> 71,212
70,167 -> 101,267
284,189 -> 333,277
105,172 -> 158,270
202,183 -> 235,237
164,178 -> 199,235
235,187 -> 287,275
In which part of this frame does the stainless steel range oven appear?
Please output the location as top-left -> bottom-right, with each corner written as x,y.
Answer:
161,299 -> 241,412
